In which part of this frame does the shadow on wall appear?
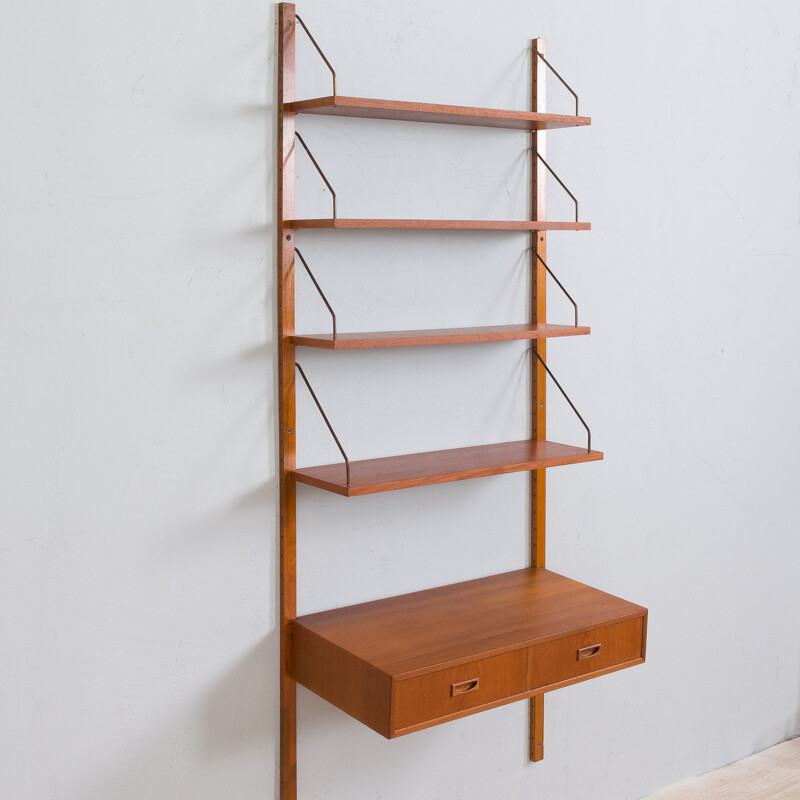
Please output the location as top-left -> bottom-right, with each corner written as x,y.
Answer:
77,635 -> 276,800
795,668 -> 800,740
201,634 -> 275,757
159,481 -> 278,559
753,666 -> 800,758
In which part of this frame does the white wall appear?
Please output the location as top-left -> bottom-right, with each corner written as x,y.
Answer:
1,1 -> 798,799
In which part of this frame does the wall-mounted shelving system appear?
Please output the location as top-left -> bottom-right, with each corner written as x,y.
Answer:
277,6 -> 647,798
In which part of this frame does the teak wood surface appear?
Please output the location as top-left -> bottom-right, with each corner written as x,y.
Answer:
292,439 -> 603,497
530,35 -> 548,763
286,218 -> 590,230
291,568 -> 647,738
291,322 -> 590,350
278,5 -> 297,800
286,95 -> 591,130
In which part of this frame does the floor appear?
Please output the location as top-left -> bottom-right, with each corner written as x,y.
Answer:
646,739 -> 800,799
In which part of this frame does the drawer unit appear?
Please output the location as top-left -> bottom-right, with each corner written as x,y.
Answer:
291,568 -> 647,739
392,649 -> 528,735
529,618 -> 646,692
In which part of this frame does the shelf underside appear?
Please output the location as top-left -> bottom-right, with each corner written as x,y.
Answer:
292,568 -> 647,737
286,218 -> 590,231
286,95 -> 591,130
292,438 -> 603,496
291,322 -> 590,350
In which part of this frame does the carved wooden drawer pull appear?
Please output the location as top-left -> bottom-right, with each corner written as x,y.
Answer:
577,643 -> 602,660
451,678 -> 480,696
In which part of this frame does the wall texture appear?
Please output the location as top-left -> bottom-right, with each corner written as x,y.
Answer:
1,1 -> 799,799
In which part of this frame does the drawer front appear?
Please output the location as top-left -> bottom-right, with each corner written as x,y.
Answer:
530,617 -> 644,691
392,649 -> 527,733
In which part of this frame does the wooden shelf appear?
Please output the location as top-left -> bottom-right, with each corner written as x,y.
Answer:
286,218 -> 591,231
291,323 -> 590,350
286,95 -> 591,130
292,568 -> 647,738
292,439 -> 603,497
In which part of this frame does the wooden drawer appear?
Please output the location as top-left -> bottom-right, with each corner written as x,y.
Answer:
529,617 -> 645,692
392,648 -> 528,734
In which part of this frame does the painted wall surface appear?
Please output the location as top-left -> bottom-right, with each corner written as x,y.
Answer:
1,1 -> 798,798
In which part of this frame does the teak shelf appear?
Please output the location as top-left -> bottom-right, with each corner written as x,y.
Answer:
286,218 -> 591,230
277,7 -> 647,798
291,322 -> 590,350
292,439 -> 603,497
287,95 -> 592,130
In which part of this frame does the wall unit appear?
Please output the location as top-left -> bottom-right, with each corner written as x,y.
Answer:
277,6 -> 647,797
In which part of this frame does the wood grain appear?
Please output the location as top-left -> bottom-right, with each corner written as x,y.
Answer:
285,218 -> 591,230
291,322 -> 590,350
291,624 -> 393,738
297,569 -> 645,676
529,618 -> 645,691
286,95 -> 591,130
292,568 -> 647,738
392,650 -> 528,732
292,438 -> 603,497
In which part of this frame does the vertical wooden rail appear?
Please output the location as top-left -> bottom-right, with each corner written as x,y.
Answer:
278,4 -> 298,800
529,36 -> 547,764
